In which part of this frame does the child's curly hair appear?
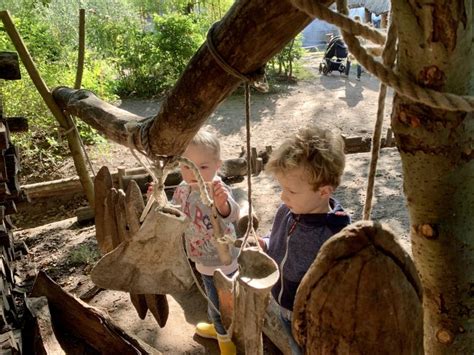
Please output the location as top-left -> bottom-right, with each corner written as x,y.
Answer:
266,127 -> 345,190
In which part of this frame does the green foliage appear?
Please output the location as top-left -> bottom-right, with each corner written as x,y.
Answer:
67,243 -> 100,266
268,34 -> 304,80
109,13 -> 204,97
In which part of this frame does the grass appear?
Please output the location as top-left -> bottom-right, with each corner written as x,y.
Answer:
67,244 -> 101,267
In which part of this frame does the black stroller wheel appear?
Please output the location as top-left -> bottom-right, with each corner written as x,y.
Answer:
322,64 -> 329,75
319,63 -> 323,74
339,64 -> 345,74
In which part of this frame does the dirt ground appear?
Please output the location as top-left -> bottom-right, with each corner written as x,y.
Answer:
14,53 -> 410,354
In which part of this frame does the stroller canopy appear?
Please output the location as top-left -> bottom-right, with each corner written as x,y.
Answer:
325,36 -> 348,59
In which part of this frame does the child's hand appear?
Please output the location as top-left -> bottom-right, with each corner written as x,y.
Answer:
146,183 -> 154,199
213,180 -> 230,217
257,237 -> 267,251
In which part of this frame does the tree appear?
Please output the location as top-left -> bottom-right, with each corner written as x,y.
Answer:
391,1 -> 473,353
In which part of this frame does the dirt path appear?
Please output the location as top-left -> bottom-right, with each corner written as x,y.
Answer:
16,54 -> 409,354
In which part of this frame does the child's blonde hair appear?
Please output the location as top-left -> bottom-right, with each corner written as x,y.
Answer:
266,127 -> 345,190
190,129 -> 221,160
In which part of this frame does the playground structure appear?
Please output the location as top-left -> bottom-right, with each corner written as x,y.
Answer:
0,0 -> 472,353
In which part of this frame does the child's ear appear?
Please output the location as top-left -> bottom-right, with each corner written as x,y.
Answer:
319,185 -> 334,197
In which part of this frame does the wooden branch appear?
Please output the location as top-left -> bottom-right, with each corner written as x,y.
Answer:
31,271 -> 161,354
74,9 -> 85,89
0,11 -> 95,208
52,0 -> 323,155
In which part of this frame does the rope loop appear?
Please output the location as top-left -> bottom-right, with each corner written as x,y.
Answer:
207,22 -> 269,93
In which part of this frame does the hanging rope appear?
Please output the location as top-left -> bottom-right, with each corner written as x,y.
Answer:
362,14 -> 398,220
207,21 -> 268,93
59,113 -> 96,177
290,0 -> 474,112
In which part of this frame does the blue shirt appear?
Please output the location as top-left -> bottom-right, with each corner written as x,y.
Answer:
265,198 -> 350,311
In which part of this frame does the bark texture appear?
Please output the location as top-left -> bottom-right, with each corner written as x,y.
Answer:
391,1 -> 473,352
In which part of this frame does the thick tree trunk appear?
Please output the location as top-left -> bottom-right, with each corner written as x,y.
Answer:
53,0 -> 325,156
391,1 -> 473,353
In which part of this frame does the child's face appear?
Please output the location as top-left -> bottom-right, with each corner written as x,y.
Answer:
180,144 -> 221,184
275,167 -> 333,214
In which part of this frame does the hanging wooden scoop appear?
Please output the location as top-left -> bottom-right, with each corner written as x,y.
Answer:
292,221 -> 423,354
215,247 -> 279,354
91,202 -> 194,295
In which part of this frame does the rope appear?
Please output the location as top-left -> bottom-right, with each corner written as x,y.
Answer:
206,22 -> 268,92
238,82 -> 261,254
291,0 -> 474,112
363,15 -> 398,220
61,113 -> 96,177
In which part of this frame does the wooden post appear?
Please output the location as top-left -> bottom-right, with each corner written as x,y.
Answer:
117,166 -> 126,190
364,8 -> 372,23
74,9 -> 85,89
0,10 -> 95,209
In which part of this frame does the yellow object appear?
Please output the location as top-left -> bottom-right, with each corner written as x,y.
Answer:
195,322 -> 217,340
217,334 -> 237,355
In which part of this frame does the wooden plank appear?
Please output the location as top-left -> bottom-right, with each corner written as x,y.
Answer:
30,271 -> 161,354
114,189 -> 129,242
23,296 -> 65,354
93,166 -> 113,255
0,52 -> 20,80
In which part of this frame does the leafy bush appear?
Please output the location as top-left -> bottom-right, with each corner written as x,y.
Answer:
107,13 -> 204,97
268,34 -> 304,80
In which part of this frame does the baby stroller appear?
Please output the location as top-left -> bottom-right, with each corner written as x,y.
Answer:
319,35 -> 350,76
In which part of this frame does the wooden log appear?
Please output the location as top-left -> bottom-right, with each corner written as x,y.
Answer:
51,0 -> 318,156
75,206 -> 95,225
292,221 -> 423,354
30,271 -> 161,354
23,296 -> 65,354
0,52 -> 20,80
22,158 -> 248,200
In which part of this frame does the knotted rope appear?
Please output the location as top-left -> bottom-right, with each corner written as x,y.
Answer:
290,0 -> 474,112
